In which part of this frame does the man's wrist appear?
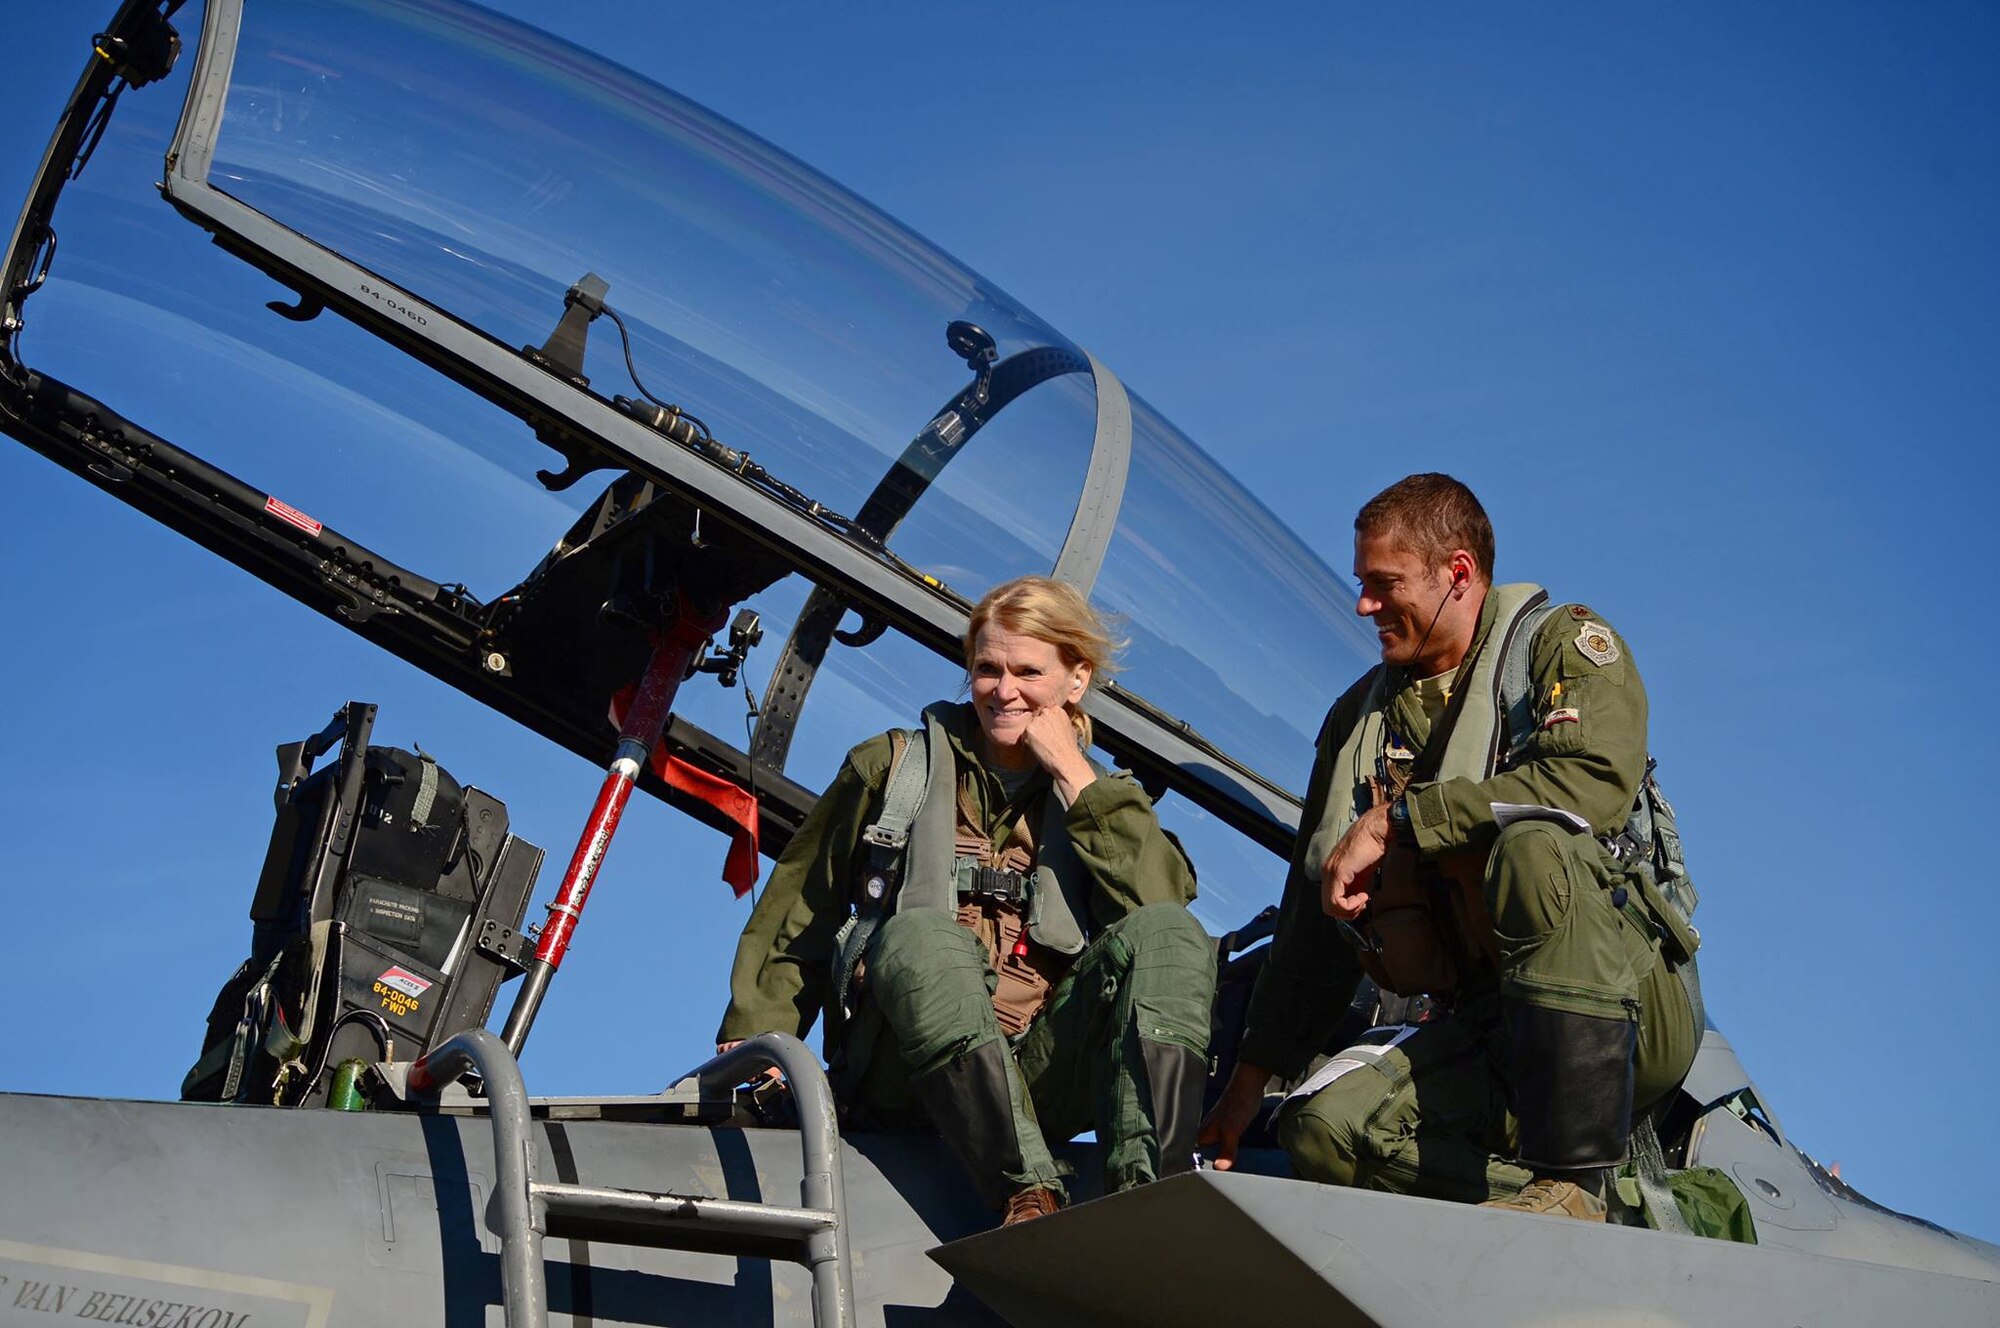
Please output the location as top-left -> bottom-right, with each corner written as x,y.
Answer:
1229,1060 -> 1273,1095
1388,794 -> 1417,848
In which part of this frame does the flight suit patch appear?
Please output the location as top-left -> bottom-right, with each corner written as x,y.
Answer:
1568,604 -> 1595,620
1540,706 -> 1581,729
1574,622 -> 1620,666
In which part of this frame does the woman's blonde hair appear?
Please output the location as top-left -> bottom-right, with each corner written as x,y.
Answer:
963,575 -> 1122,748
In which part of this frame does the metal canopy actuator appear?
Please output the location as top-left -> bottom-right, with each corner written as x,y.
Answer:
498,602 -> 722,1056
492,483 -> 794,1052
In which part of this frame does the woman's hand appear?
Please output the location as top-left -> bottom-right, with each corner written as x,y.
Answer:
1020,705 -> 1096,802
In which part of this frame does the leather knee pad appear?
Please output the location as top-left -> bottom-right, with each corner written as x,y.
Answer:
1140,1038 -> 1207,1178
910,1038 -> 1055,1209
1509,1001 -> 1636,1170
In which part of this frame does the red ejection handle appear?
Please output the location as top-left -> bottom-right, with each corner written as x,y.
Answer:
499,600 -> 723,1055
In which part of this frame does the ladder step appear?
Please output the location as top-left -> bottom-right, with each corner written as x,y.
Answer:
534,1181 -> 837,1261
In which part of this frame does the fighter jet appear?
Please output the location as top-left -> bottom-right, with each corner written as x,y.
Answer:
1,2 -> 1995,1325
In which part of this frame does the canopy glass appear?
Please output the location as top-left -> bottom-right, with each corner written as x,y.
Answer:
14,0 -> 1381,923
195,0 -> 1376,792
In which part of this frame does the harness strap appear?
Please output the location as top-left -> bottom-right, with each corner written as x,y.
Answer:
221,950 -> 288,1103
835,729 -> 929,1020
1497,599 -> 1561,765
1677,954 -> 1706,1041
1630,1109 -> 1692,1234
862,729 -> 927,854
1003,791 -> 1037,868
411,748 -> 441,827
831,913 -> 873,1022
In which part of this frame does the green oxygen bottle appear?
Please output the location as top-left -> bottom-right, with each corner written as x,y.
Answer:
328,1059 -> 369,1111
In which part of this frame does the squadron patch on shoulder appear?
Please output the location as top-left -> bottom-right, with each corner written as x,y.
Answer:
1568,604 -> 1594,620
1574,622 -> 1620,666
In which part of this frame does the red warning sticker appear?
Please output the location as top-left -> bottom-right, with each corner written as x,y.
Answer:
376,967 -> 433,999
264,495 -> 323,537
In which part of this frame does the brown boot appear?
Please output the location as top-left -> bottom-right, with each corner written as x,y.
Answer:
1001,1185 -> 1063,1227
1483,1175 -> 1609,1222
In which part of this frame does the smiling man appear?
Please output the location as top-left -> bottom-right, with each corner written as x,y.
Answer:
1200,473 -> 1701,1221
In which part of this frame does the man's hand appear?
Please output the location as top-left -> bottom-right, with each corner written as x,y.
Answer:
1196,1061 -> 1272,1172
1020,705 -> 1097,802
1323,803 -> 1391,920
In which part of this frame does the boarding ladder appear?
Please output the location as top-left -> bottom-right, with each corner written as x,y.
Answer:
405,1029 -> 855,1328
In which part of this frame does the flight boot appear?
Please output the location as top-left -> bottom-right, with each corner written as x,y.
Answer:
1002,1185 -> 1063,1226
1138,1036 -> 1208,1181
1486,1170 -> 1612,1221
1482,1002 -> 1636,1223
910,1037 -> 1064,1212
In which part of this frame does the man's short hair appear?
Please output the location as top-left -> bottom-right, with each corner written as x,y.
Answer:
1355,474 -> 1495,581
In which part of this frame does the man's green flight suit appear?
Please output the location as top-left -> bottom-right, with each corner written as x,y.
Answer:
1242,592 -> 1699,1201
720,702 -> 1214,1207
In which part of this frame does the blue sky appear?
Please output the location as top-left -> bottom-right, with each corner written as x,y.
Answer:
2,1 -> 1997,1245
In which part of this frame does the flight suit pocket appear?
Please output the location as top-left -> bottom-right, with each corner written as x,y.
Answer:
1493,825 -> 1641,1020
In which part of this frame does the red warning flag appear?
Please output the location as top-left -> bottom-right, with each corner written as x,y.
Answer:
652,746 -> 760,897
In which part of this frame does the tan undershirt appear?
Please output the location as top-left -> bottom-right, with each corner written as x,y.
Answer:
1399,668 -> 1455,750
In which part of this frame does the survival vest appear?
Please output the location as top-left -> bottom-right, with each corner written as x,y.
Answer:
831,703 -> 1103,1021
1307,584 -> 1700,996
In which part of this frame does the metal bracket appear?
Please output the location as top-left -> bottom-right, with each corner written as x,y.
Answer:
860,824 -> 907,851
524,273 -> 615,490
523,272 -> 608,386
694,608 -> 764,689
266,290 -> 324,321
475,917 -> 532,975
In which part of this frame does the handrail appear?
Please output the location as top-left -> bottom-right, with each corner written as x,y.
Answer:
408,1029 -> 547,1328
406,1029 -> 854,1328
679,1033 -> 854,1328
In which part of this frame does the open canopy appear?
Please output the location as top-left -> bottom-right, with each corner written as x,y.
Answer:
4,0 -> 1378,922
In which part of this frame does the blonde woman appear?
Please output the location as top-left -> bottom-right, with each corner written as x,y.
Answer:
718,575 -> 1214,1225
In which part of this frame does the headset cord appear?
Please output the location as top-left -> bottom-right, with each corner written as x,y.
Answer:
1404,578 -> 1457,679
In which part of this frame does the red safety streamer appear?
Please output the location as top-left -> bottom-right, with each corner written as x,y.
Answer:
656,750 -> 760,896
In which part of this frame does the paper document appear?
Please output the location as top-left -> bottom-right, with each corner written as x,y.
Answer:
1490,802 -> 1591,834
1283,1024 -> 1420,1103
